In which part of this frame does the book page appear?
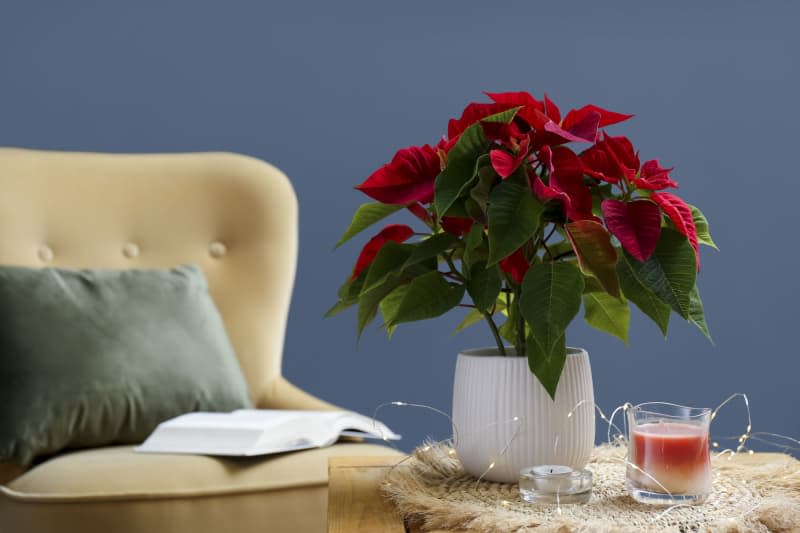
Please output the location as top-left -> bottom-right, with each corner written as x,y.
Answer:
136,409 -> 400,456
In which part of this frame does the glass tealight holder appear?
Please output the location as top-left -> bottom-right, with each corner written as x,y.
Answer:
519,465 -> 592,504
626,402 -> 712,506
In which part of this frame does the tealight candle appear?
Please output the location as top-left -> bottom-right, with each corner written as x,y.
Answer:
519,465 -> 592,504
531,465 -> 574,492
626,403 -> 712,505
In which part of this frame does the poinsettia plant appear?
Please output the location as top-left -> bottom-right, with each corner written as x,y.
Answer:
328,90 -> 716,399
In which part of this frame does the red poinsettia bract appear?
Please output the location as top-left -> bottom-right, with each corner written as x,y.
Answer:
652,192 -> 700,268
490,135 -> 530,178
441,216 -> 475,236
531,146 -> 596,222
498,248 -> 530,285
351,224 -> 414,280
350,91 -> 700,271
601,199 -> 662,262
356,145 -> 440,205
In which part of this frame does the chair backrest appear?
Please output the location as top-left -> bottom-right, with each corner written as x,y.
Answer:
0,148 -> 298,404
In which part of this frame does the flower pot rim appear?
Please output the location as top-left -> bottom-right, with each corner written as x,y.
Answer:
458,346 -> 588,358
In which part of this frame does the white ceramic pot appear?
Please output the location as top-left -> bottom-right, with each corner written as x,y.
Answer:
452,347 -> 595,483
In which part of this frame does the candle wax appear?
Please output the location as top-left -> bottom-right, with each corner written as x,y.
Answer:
531,465 -> 573,492
630,421 -> 711,495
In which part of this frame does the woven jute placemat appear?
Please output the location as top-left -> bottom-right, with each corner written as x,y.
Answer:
381,443 -> 800,532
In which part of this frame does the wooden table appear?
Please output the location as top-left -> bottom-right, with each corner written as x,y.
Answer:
327,456 -> 456,533
327,454 -> 798,533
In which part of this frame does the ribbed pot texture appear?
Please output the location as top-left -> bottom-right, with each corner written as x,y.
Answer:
452,347 -> 595,483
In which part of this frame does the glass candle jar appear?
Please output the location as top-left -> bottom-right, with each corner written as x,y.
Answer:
626,402 -> 712,505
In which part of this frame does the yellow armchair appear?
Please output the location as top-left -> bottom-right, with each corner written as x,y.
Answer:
0,148 -> 400,533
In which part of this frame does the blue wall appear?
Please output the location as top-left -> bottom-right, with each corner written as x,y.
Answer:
2,1 -> 798,454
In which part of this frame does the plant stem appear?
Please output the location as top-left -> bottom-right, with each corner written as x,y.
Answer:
543,224 -> 557,244
444,250 -> 505,355
482,311 -> 506,356
443,254 -> 466,281
541,240 -> 554,261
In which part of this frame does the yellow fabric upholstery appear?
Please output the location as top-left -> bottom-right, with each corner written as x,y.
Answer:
0,443 -> 398,533
0,148 -> 402,532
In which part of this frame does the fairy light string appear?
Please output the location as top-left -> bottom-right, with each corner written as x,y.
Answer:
371,390 -> 798,523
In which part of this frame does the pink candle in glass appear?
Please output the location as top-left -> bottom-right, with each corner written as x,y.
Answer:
631,422 -> 711,494
626,403 -> 712,505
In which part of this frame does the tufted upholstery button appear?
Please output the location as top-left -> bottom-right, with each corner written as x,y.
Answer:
122,243 -> 140,258
38,245 -> 54,263
209,241 -> 227,258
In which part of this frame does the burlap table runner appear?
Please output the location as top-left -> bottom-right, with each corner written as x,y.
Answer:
381,443 -> 800,532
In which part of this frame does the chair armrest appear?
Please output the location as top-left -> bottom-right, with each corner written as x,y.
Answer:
257,376 -> 342,411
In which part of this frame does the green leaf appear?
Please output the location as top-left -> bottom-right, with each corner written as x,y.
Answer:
623,228 -> 697,319
387,271 -> 465,326
454,307 -> 484,333
462,223 -> 485,269
325,272 -> 366,317
335,203 -> 404,249
324,299 -> 352,318
690,204 -> 718,250
547,240 -> 574,259
357,278 -> 401,338
487,170 -> 543,264
519,262 -> 584,398
498,298 -> 519,345
520,262 -> 584,353
583,292 -> 630,343
565,220 -> 620,297
469,161 -> 497,220
466,261 -> 502,312
402,232 -> 458,270
360,242 -> 413,294
433,127 -> 487,219
582,276 -> 604,294
434,108 -> 520,219
688,285 -> 713,343
357,242 -> 434,338
481,107 -> 522,123
464,197 -> 484,221
526,332 -> 567,401
442,201 -> 470,218
379,283 -> 410,338
358,266 -> 438,338
498,317 -> 517,345
616,254 -> 671,336
464,223 -> 484,251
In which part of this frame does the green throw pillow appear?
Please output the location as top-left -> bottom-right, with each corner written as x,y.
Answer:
0,264 -> 252,465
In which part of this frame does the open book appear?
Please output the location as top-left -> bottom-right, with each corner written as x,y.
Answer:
135,409 -> 401,456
